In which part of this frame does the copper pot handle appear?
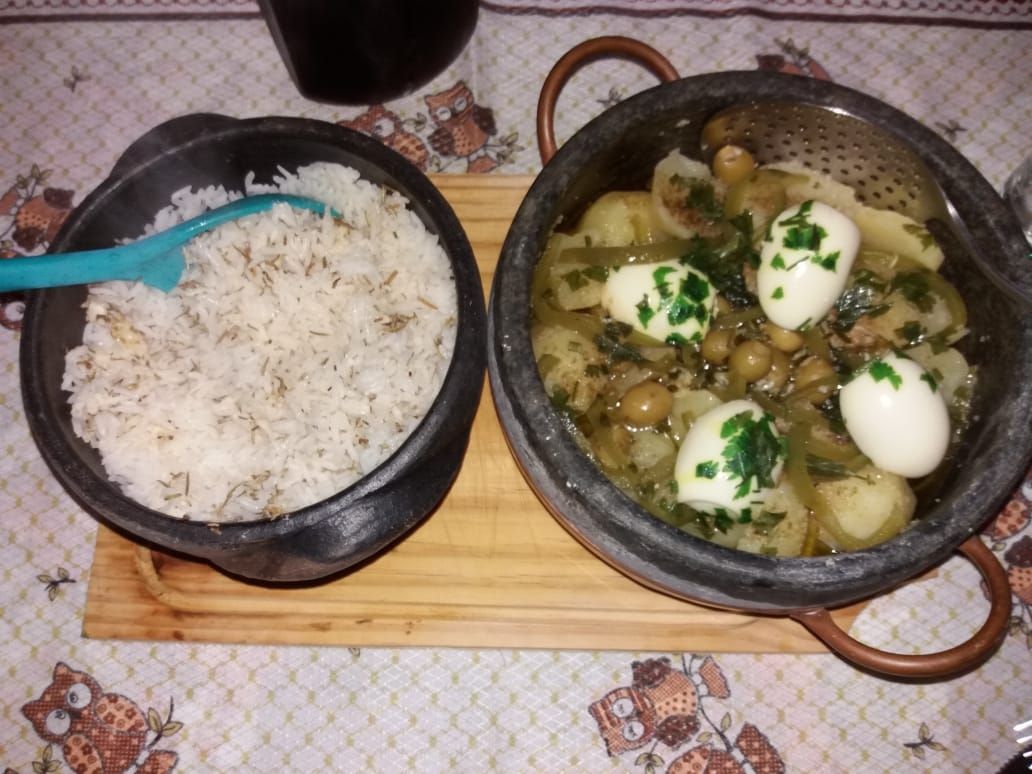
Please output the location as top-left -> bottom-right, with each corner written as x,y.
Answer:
536,36 -> 679,165
792,536 -> 1012,679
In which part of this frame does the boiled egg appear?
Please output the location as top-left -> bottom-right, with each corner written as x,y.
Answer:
601,259 -> 716,345
839,351 -> 950,478
757,200 -> 860,331
674,399 -> 786,518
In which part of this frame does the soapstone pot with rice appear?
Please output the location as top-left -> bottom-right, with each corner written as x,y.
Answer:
20,114 -> 486,583
487,37 -> 1032,678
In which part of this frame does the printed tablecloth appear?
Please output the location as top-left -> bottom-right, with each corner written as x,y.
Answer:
1,2 -> 1031,772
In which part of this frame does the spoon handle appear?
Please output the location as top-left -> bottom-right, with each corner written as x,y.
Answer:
0,245 -> 153,292
0,194 -> 328,293
133,193 -> 330,251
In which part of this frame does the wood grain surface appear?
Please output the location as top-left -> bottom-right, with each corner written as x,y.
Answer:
82,175 -> 867,651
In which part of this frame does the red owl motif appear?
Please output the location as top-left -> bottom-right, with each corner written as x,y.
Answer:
697,655 -> 730,699
590,657 -> 702,756
339,105 -> 430,171
1005,535 -> 1032,605
589,685 -> 658,756
590,657 -> 785,771
668,723 -> 785,774
21,663 -> 178,774
985,499 -> 1031,542
983,471 -> 1032,608
0,185 -> 74,252
632,657 -> 700,747
1,168 -> 75,331
756,38 -> 831,81
425,81 -> 499,174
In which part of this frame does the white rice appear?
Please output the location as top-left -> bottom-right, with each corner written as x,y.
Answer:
62,162 -> 458,522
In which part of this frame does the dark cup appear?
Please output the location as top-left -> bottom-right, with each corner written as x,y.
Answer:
258,0 -> 479,105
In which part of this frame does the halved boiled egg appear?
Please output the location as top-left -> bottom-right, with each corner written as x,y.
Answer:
601,259 -> 716,345
839,351 -> 950,478
674,399 -> 787,518
757,200 -> 860,331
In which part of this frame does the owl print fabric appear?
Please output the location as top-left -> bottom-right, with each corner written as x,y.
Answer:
339,80 -> 522,174
589,656 -> 785,773
1,3 -> 1032,773
21,664 -> 179,774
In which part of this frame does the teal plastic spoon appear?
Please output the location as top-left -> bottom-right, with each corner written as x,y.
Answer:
0,193 -> 330,293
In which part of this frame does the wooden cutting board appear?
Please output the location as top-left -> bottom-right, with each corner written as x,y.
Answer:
83,175 -> 868,652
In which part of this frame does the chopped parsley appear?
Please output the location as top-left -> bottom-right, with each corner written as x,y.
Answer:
817,394 -> 847,435
896,320 -> 926,346
814,251 -> 841,272
594,321 -> 644,364
778,201 -> 827,251
921,329 -> 953,355
769,202 -> 841,272
653,265 -> 678,298
852,268 -> 889,293
636,295 -> 656,328
713,508 -> 734,533
639,266 -> 712,330
868,359 -> 903,390
561,265 -> 609,291
682,272 -> 710,302
751,510 -> 786,536
666,294 -> 695,326
832,281 -> 891,333
718,410 -> 787,500
679,214 -> 758,308
562,269 -> 588,291
536,353 -> 559,377
902,222 -> 936,251
684,179 -> 724,221
891,271 -> 935,312
695,460 -> 718,479
920,370 -> 939,392
772,286 -> 785,300
693,302 -> 709,324
549,387 -> 573,417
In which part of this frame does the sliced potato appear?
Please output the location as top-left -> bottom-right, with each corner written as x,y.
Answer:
668,388 -> 723,443
549,263 -> 606,311
767,160 -> 862,216
575,190 -> 669,246
814,464 -> 916,551
905,343 -> 972,407
851,293 -> 923,348
765,162 -> 944,271
707,520 -> 752,551
651,150 -> 725,239
629,430 -> 677,481
531,324 -> 605,414
540,232 -> 605,311
725,168 -> 804,241
853,207 -> 943,271
737,477 -> 811,557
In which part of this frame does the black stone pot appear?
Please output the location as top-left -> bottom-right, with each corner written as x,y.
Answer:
488,38 -> 1032,678
20,114 -> 486,583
